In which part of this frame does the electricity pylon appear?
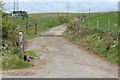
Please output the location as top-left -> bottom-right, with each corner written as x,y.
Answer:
13,0 -> 19,11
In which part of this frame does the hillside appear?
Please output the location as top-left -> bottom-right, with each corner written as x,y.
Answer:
64,12 -> 119,63
29,13 -> 85,18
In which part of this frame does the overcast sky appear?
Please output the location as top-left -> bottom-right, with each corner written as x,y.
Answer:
3,0 -> 119,13
3,0 -> 120,2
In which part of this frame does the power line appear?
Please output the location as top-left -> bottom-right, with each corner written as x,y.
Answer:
78,2 -> 80,13
13,0 -> 19,11
89,9 -> 91,14
67,0 -> 70,13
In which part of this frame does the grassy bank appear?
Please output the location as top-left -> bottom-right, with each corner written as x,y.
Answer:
2,47 -> 37,69
64,12 -> 119,63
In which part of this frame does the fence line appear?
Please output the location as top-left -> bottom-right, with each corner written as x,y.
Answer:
97,20 -> 99,29
79,19 -> 117,31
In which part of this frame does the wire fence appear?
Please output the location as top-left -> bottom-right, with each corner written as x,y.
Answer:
79,19 -> 118,32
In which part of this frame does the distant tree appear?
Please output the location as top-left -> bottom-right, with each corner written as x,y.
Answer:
19,10 -> 22,13
22,11 -> 28,18
12,10 -> 28,18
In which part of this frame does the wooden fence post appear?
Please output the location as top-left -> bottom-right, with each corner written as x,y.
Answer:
35,23 -> 37,34
108,20 -> 111,31
97,20 -> 99,29
28,23 -> 31,28
19,31 -> 24,60
88,21 -> 90,29
26,23 -> 29,35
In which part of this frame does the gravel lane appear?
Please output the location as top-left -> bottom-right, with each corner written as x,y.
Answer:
2,25 -> 118,78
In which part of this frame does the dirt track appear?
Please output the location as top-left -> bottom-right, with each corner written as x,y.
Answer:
2,25 -> 118,78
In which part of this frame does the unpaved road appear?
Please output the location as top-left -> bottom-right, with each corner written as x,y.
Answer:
2,25 -> 118,78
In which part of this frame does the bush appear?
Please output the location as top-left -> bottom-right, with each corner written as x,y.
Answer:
2,18 -> 18,47
9,47 -> 19,55
107,46 -> 118,63
1,3 -> 18,48
58,16 -> 70,24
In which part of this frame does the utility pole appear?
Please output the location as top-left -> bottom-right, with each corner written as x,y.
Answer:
89,9 -> 91,14
13,0 -> 19,11
78,2 -> 80,13
67,0 -> 70,13
13,0 -> 15,11
13,0 -> 19,18
17,0 -> 19,11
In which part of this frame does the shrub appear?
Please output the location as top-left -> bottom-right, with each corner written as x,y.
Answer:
2,18 -> 18,47
58,16 -> 70,24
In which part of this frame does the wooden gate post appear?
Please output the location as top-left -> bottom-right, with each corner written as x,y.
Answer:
26,23 -> 29,35
35,23 -> 37,34
19,31 -> 24,60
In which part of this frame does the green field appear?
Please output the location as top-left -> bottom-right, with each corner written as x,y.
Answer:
80,12 -> 118,31
64,12 -> 119,63
9,13 -> 89,39
29,13 -> 88,18
9,15 -> 62,38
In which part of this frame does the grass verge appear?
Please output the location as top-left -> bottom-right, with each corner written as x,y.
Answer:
1,48 -> 37,69
25,51 -> 38,58
2,55 -> 32,69
64,12 -> 119,64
